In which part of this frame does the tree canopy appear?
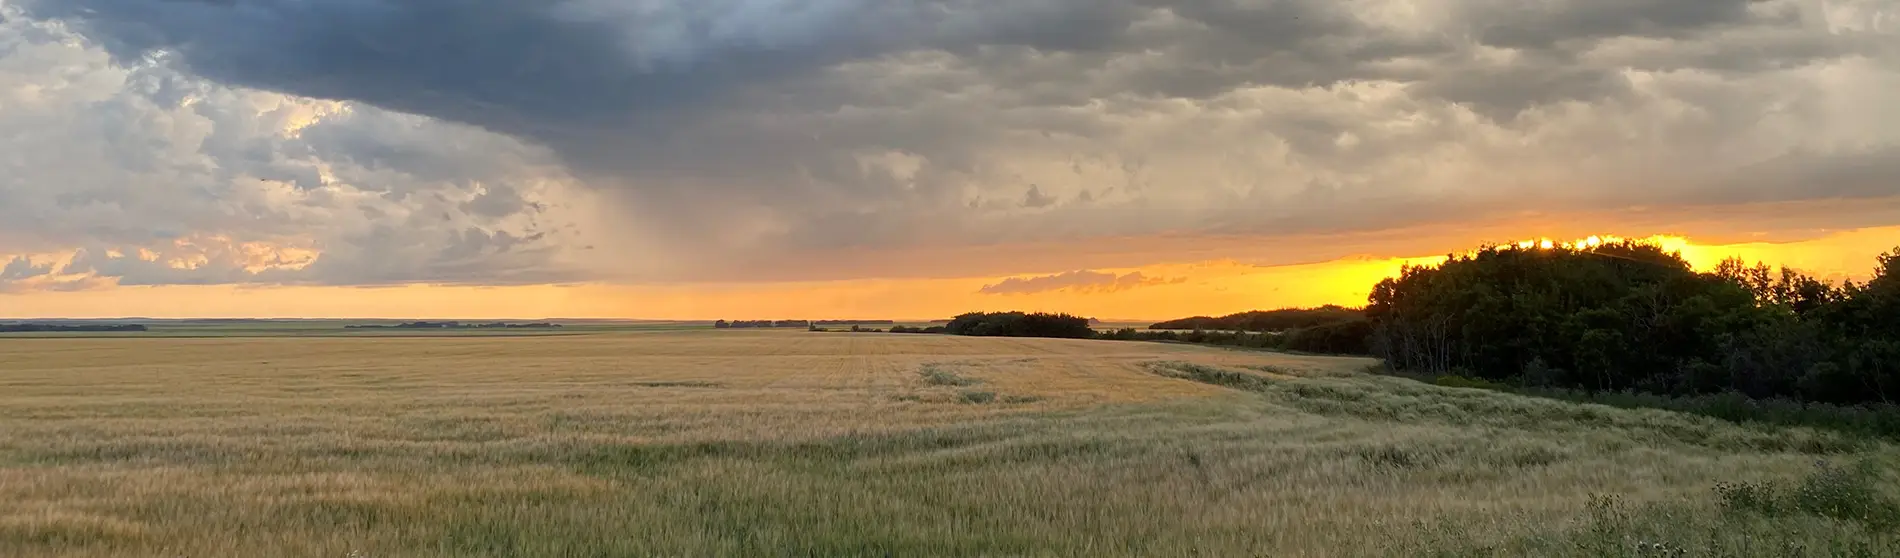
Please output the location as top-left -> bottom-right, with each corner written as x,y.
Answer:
1367,241 -> 1900,405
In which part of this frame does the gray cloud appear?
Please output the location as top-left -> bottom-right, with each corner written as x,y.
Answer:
2,0 -> 1897,288
0,257 -> 51,281
980,270 -> 1185,295
1023,185 -> 1057,209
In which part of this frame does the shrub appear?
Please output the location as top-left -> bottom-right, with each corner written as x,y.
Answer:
1433,375 -> 1508,391
1715,460 -> 1900,529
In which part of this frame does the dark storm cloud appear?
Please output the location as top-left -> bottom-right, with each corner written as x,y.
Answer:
17,1 -> 1154,145
1469,0 -> 1767,50
20,0 -> 1820,138
4,0 -> 1897,287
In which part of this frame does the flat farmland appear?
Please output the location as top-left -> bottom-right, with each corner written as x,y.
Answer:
1,331 -> 1894,557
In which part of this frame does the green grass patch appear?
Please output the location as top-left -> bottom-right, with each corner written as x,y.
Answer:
1715,459 -> 1900,529
919,365 -> 981,387
1388,465 -> 1900,557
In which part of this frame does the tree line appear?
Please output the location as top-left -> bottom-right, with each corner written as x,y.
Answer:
1368,240 -> 1900,405
909,311 -> 1372,355
1100,320 -> 1372,355
1149,305 -> 1363,332
345,322 -> 560,330
0,323 -> 147,333
717,320 -> 896,329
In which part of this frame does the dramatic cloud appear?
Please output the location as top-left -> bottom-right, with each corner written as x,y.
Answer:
2,0 -> 1897,288
0,6 -> 599,289
980,270 -> 1185,295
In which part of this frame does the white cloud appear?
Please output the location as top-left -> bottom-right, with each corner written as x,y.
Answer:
0,8 -> 593,288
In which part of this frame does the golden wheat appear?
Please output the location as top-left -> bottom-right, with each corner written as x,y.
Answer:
0,330 -> 1892,557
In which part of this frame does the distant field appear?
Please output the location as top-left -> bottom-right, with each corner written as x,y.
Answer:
1,330 -> 1894,557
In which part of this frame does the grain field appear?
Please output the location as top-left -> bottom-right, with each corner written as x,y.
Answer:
1,330 -> 1894,557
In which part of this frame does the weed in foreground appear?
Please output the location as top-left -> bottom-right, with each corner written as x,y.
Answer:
1716,459 -> 1900,529
1145,361 -> 1277,391
1387,462 -> 1900,557
920,365 -> 981,387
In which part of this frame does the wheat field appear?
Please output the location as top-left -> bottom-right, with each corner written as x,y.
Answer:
1,330 -> 1894,557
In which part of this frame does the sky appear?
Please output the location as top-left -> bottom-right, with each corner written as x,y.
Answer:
0,0 -> 1896,320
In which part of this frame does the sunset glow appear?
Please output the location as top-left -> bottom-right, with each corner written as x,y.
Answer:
3,227 -> 1892,321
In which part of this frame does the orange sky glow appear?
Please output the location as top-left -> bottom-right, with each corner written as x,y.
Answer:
3,225 -> 1893,322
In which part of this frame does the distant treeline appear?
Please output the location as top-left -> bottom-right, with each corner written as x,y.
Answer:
810,324 -> 944,334
817,311 -> 1371,355
1370,241 -> 1900,406
714,320 -> 801,328
889,325 -> 949,334
1102,320 -> 1372,355
346,322 -> 561,330
0,323 -> 148,333
1149,305 -> 1363,332
719,320 -> 897,329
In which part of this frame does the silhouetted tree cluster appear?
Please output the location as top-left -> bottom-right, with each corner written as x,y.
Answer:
944,312 -> 1095,339
889,325 -> 949,334
1149,305 -> 1363,332
917,309 -> 1370,354
0,323 -> 147,333
346,322 -> 559,330
1096,320 -> 1371,355
1368,241 -> 1900,405
715,320 -> 811,329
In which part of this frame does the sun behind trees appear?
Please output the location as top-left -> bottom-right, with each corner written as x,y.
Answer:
912,238 -> 1898,408
1367,239 -> 1900,405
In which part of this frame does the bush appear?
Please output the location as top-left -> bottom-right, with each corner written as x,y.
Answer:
1433,374 -> 1509,391
1716,460 -> 1900,528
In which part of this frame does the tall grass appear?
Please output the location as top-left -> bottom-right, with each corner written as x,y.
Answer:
1395,367 -> 1900,440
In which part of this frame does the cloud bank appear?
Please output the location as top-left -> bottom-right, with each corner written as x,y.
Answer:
2,0 -> 1897,288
